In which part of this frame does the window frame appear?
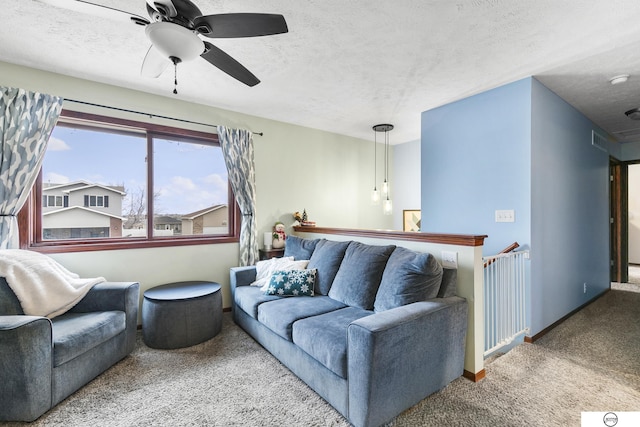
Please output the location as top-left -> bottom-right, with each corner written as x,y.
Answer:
19,110 -> 240,254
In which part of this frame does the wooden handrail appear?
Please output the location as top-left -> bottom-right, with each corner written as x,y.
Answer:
293,226 -> 487,247
484,241 -> 520,268
498,241 -> 520,254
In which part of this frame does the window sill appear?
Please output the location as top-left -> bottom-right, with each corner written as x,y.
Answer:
27,235 -> 239,254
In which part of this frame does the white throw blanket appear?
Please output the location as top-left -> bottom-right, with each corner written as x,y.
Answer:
0,249 -> 105,318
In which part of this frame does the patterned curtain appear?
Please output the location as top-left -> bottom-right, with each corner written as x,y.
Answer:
217,126 -> 258,266
0,87 -> 63,249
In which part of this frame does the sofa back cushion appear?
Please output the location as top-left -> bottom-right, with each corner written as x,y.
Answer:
374,247 -> 443,312
0,277 -> 24,315
438,268 -> 458,298
283,235 -> 319,260
328,242 -> 395,310
307,239 -> 350,295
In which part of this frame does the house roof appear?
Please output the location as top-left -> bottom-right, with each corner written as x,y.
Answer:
181,205 -> 227,220
154,215 -> 182,225
44,180 -> 126,195
2,2 -> 640,144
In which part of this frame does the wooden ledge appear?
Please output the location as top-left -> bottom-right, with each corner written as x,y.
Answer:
293,226 -> 487,247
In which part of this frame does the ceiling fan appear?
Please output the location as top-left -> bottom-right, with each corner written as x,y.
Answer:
38,0 -> 289,91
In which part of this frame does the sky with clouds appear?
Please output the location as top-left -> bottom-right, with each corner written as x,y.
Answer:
43,126 -> 228,215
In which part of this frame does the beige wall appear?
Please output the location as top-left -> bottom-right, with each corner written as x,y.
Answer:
0,60 -> 393,311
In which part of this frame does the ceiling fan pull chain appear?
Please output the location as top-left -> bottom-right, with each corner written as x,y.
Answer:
170,56 -> 181,95
173,61 -> 178,94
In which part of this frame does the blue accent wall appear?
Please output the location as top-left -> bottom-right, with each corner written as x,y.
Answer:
421,77 -> 610,336
530,78 -> 610,335
421,78 -> 532,255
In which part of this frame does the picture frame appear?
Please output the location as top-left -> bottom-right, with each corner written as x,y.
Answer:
403,209 -> 421,232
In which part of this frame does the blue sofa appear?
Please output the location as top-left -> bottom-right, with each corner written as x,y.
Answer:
0,278 -> 139,422
230,236 -> 468,427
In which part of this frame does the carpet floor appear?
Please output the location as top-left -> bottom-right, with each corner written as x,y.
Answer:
3,283 -> 639,427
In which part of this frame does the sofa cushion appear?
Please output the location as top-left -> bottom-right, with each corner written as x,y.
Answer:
284,235 -> 319,260
234,286 -> 281,319
51,311 -> 125,367
438,268 -> 458,298
258,296 -> 346,341
251,257 -> 309,289
265,269 -> 317,296
253,256 -> 293,284
308,239 -> 350,295
292,307 -> 372,379
374,247 -> 443,312
328,242 -> 395,310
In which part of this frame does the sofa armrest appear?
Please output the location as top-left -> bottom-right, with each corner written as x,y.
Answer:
70,282 -> 139,313
230,266 -> 257,291
0,316 -> 53,421
347,297 -> 468,427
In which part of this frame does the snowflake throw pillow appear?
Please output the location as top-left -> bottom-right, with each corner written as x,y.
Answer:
265,269 -> 317,296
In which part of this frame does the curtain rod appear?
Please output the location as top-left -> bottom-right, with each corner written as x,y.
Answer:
64,99 -> 264,136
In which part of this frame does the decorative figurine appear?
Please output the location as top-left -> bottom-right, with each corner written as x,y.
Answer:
293,209 -> 316,227
272,222 -> 286,249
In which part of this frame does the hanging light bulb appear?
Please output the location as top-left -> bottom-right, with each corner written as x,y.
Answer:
383,196 -> 393,215
371,188 -> 380,205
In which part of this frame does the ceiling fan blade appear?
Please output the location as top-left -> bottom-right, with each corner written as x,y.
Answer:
37,0 -> 150,25
141,45 -> 170,78
201,42 -> 260,87
194,13 -> 288,38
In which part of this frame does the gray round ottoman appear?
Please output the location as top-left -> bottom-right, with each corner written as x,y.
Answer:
142,281 -> 222,349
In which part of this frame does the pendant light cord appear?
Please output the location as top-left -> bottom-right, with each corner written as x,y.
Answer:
384,130 -> 388,184
373,129 -> 377,189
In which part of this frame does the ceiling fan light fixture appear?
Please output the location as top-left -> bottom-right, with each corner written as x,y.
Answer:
145,22 -> 204,61
625,108 -> 640,120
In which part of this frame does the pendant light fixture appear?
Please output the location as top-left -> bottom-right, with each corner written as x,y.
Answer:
373,124 -> 394,215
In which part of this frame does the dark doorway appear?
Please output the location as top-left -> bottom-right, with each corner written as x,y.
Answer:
610,158 -> 628,283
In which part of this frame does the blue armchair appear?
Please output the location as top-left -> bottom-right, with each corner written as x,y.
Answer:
0,277 -> 139,422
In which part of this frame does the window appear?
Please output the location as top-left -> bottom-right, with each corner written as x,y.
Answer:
43,195 -> 67,207
83,195 -> 110,208
24,110 -> 238,252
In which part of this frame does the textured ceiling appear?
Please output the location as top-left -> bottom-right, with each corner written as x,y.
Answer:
2,0 -> 640,144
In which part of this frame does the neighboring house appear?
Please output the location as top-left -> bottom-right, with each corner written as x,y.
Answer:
154,215 -> 182,235
181,205 -> 228,235
42,181 -> 126,239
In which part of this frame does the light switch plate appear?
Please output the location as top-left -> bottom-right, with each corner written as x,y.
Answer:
441,251 -> 458,268
495,209 -> 515,223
